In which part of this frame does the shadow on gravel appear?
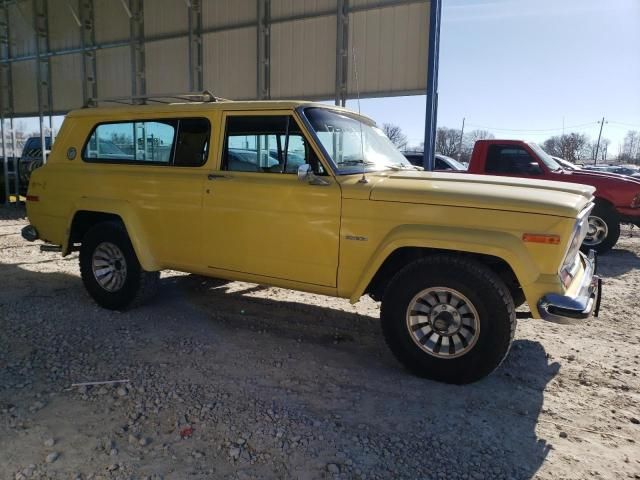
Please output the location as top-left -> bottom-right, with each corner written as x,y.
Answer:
1,263 -> 560,479
170,274 -> 385,348
170,275 -> 560,479
596,248 -> 640,277
0,204 -> 26,220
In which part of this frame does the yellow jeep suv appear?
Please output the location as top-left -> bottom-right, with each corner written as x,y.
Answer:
22,99 -> 601,384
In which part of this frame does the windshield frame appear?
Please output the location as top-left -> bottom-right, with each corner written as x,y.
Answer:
297,105 -> 414,175
528,142 -> 563,172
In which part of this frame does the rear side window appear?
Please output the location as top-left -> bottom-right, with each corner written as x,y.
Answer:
174,119 -> 210,167
83,118 -> 210,167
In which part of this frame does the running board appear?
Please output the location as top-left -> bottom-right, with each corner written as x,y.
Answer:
40,244 -> 62,252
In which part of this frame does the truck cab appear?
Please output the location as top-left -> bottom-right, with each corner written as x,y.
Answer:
467,139 -> 640,253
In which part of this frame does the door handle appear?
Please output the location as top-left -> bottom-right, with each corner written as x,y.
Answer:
207,173 -> 231,180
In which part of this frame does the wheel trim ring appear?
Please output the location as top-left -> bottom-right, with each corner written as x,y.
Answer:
91,242 -> 127,292
405,287 -> 480,359
583,215 -> 608,246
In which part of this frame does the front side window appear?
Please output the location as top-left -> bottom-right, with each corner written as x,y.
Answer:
223,115 -> 323,174
83,118 -> 210,167
485,145 -> 542,175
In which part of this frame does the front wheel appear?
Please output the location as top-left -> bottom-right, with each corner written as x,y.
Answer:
582,203 -> 620,254
79,222 -> 159,310
381,255 -> 516,384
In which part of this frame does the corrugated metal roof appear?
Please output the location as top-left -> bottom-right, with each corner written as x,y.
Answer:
47,0 -> 82,51
8,1 -> 36,57
11,60 -> 38,114
145,38 -> 190,93
203,0 -> 257,29
94,0 -> 130,44
5,0 -> 431,116
270,16 -> 336,99
51,54 -> 83,111
144,0 -> 188,37
203,27 -> 258,100
348,2 -> 428,96
96,46 -> 132,98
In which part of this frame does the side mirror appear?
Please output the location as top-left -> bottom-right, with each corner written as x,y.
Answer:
526,162 -> 543,175
297,164 -> 330,186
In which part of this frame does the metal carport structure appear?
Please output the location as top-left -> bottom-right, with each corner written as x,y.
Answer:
1,0 -> 441,202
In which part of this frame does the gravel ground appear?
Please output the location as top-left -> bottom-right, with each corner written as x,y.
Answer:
1,203 -> 639,480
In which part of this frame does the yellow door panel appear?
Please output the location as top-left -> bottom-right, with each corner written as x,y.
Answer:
202,171 -> 341,287
203,110 -> 341,287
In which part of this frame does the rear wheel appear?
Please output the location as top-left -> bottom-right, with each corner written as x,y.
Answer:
79,222 -> 158,310
380,254 -> 516,384
582,202 -> 620,254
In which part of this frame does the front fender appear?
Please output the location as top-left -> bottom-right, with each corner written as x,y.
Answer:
64,197 -> 160,271
347,224 -> 540,304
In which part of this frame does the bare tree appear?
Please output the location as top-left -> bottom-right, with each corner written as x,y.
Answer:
542,133 -> 591,162
382,123 -> 408,150
435,127 -> 462,157
460,129 -> 495,162
620,130 -> 640,163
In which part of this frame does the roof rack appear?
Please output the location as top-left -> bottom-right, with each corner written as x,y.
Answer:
85,90 -> 231,107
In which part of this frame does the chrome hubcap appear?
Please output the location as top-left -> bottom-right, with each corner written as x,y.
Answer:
584,215 -> 608,246
92,242 -> 127,292
406,287 -> 480,358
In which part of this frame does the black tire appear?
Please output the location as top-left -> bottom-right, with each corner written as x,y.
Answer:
511,288 -> 527,309
582,202 -> 620,254
380,254 -> 516,384
79,221 -> 159,310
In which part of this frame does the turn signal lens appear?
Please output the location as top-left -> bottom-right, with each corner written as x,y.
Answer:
26,195 -> 39,202
522,233 -> 561,245
631,193 -> 640,209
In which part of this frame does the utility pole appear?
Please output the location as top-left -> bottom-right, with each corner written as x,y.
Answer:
457,117 -> 465,161
594,117 -> 606,165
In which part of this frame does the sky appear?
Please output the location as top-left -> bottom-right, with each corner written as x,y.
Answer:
348,0 -> 640,154
12,0 -> 640,158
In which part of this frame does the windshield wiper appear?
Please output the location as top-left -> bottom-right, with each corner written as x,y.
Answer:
337,159 -> 377,166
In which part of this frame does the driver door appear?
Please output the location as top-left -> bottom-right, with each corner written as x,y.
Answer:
201,111 -> 341,288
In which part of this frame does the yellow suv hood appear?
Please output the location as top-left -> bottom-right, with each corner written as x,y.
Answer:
369,171 -> 594,218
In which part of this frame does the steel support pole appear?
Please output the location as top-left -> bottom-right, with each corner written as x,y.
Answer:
0,0 -> 13,203
34,0 -> 52,170
188,0 -> 203,92
79,0 -> 98,106
129,0 -> 145,103
257,0 -> 270,100
334,0 -> 349,107
423,0 -> 441,171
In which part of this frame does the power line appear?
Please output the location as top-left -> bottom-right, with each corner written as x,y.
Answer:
464,121 -> 599,133
607,121 -> 640,129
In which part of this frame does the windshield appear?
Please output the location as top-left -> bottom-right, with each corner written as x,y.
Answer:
303,107 -> 413,172
528,142 -> 563,171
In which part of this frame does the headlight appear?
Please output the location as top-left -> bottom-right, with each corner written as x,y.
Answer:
559,205 -> 592,287
631,192 -> 640,209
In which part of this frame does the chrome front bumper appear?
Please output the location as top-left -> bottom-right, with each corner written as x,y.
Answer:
537,250 -> 601,324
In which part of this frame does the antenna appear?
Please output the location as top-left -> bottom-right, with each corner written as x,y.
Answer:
352,46 -> 368,184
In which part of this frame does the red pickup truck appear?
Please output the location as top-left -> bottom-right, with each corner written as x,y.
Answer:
464,140 -> 640,253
